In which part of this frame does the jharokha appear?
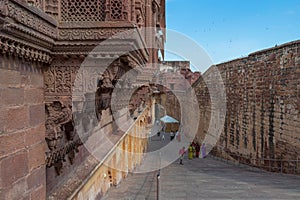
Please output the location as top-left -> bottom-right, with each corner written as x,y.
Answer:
0,0 -> 300,200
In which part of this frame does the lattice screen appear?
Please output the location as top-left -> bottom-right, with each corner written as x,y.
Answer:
61,0 -> 106,22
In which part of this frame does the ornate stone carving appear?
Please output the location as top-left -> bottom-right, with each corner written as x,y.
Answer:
45,101 -> 72,150
58,27 -> 134,41
4,0 -> 58,38
44,0 -> 59,19
45,100 -> 83,174
95,58 -> 127,120
44,65 -> 79,96
0,35 -> 52,63
136,9 -> 144,28
105,0 -> 129,21
26,0 -> 44,9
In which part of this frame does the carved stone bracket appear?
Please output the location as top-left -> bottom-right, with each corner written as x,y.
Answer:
0,35 -> 52,63
45,100 -> 83,175
45,137 -> 82,175
95,57 -> 128,120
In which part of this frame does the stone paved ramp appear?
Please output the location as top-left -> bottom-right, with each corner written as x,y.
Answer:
102,124 -> 300,200
103,156 -> 300,200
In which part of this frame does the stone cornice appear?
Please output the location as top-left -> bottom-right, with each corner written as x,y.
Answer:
0,0 -> 58,38
0,0 -> 57,63
0,34 -> 52,63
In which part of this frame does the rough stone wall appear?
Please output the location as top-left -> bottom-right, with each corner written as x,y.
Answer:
194,40 -> 300,172
0,54 -> 47,200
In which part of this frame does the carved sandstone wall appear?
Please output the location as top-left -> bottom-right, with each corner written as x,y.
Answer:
1,0 -> 166,199
194,40 -> 300,172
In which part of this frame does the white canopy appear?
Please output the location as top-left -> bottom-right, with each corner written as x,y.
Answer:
160,115 -> 179,123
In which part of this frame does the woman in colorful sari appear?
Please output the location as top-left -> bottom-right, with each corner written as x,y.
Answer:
201,143 -> 206,158
188,143 -> 193,159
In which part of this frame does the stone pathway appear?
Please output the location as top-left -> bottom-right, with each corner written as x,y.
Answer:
102,124 -> 300,200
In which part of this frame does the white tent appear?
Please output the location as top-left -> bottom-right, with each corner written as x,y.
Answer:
160,115 -> 179,123
160,115 -> 179,133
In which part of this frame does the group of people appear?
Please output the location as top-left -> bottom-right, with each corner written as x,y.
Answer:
179,141 -> 206,165
187,141 -> 201,159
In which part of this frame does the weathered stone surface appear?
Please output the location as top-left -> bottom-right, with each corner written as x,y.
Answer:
5,107 -> 29,132
24,88 -> 44,105
0,108 -> 5,133
0,69 -> 21,86
0,131 -> 26,158
29,104 -> 45,126
0,151 -> 29,186
29,74 -> 44,88
4,178 -> 29,200
2,88 -> 24,106
24,125 -> 45,148
27,166 -> 45,190
28,142 -> 46,172
30,185 -> 46,200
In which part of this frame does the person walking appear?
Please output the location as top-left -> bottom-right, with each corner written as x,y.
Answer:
170,131 -> 175,141
179,146 -> 186,165
177,132 -> 181,142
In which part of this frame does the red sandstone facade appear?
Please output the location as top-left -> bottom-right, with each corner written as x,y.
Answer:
0,0 -> 165,199
1,1 -> 300,199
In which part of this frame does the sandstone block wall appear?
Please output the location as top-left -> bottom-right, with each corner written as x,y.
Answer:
194,40 -> 300,173
0,54 -> 46,200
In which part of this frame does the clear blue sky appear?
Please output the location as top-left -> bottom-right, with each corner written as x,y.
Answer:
165,0 -> 300,71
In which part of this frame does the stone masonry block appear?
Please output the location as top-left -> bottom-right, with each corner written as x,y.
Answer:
4,178 -> 28,200
0,151 -> 29,186
0,131 -> 26,159
30,185 -> 46,200
28,142 -> 46,172
0,108 -> 4,133
0,69 -> 21,86
29,74 -> 44,88
24,88 -> 44,105
5,106 -> 29,132
27,166 -> 45,191
29,104 -> 45,127
25,124 -> 45,148
2,88 -> 24,106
